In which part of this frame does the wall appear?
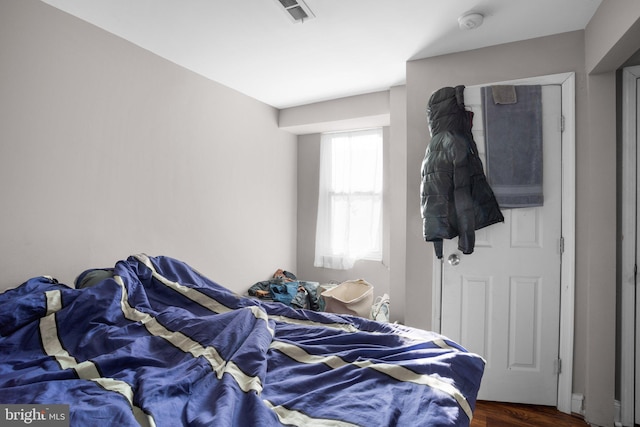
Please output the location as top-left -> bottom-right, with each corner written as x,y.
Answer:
0,0 -> 297,294
295,129 -> 392,309
581,71 -> 616,426
405,1 -> 640,423
290,88 -> 408,323
404,29 -> 587,327
7,0 -> 639,424
279,91 -> 390,134
388,85 -> 408,323
585,0 -> 640,74
405,29 -> 591,417
583,2 -> 640,425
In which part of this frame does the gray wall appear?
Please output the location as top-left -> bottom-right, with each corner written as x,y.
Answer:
0,0 -> 298,293
291,88 -> 407,323
295,129 -> 392,305
4,0 -> 640,425
404,30 -> 588,329
291,7 -> 639,423
403,1 -> 640,423
404,28 -> 589,402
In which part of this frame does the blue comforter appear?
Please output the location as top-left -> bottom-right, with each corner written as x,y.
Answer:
0,255 -> 484,426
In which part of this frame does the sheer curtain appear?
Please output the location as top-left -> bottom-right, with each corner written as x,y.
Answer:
314,128 -> 383,270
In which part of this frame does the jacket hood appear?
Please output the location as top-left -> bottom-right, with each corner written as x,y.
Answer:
427,85 -> 470,136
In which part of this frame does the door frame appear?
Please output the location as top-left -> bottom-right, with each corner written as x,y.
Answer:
431,72 -> 576,414
620,64 -> 640,426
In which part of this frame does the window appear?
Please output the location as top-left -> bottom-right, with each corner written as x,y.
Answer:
314,128 -> 383,270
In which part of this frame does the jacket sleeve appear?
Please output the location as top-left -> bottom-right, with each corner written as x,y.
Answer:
451,137 -> 475,254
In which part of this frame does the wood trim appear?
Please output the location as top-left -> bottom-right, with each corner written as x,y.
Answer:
432,72 -> 576,413
557,72 -> 576,414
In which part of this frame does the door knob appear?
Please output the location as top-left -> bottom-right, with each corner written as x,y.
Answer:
447,253 -> 460,266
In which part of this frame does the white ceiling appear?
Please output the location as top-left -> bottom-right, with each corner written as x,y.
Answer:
41,0 -> 602,109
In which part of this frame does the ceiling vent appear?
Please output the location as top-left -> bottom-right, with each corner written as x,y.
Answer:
274,0 -> 315,23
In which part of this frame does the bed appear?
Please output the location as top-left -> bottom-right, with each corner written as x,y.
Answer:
0,254 -> 484,426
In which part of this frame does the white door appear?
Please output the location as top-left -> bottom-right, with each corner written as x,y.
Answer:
440,84 -> 563,405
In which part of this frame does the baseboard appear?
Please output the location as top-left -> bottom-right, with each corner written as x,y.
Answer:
614,399 -> 622,427
571,393 -> 584,416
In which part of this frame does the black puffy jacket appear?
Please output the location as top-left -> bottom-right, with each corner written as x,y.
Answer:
420,86 -> 504,259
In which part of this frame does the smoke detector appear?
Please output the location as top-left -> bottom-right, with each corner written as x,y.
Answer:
274,0 -> 315,23
458,12 -> 484,30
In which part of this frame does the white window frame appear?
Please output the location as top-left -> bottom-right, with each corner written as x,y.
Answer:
314,128 -> 383,270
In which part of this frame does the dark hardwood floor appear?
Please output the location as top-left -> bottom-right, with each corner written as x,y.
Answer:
470,401 -> 589,427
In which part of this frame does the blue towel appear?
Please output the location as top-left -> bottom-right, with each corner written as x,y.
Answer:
482,85 -> 543,208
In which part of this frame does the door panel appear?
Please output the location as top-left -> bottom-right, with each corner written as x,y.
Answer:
441,84 -> 562,405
